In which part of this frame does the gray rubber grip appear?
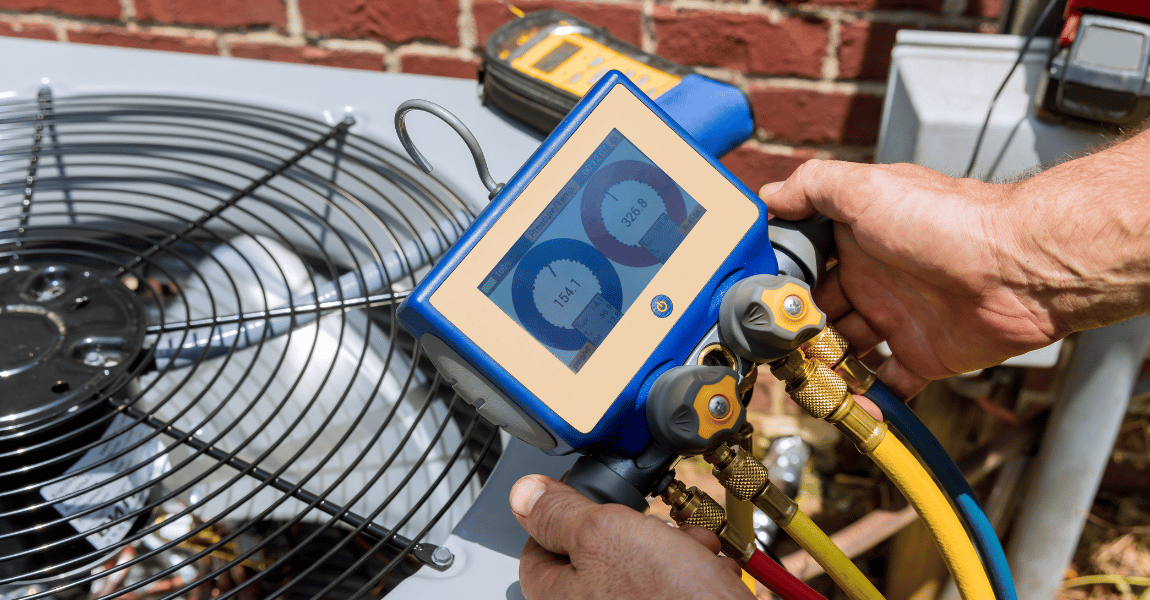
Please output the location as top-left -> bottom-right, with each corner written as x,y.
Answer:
769,215 -> 834,287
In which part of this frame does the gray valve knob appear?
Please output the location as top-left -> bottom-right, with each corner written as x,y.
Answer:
719,275 -> 826,363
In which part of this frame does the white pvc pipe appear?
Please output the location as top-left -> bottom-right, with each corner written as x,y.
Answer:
1007,315 -> 1150,600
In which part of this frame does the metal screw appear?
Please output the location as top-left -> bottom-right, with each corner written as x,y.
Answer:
708,394 -> 731,419
782,295 -> 804,318
431,546 -> 454,567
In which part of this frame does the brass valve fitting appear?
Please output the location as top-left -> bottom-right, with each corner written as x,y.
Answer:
771,349 -> 888,453
800,326 -> 877,394
704,444 -> 797,526
771,350 -> 848,419
661,480 -> 756,565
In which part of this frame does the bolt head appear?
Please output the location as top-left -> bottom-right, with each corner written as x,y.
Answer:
431,546 -> 454,566
708,394 -> 731,419
782,295 -> 804,318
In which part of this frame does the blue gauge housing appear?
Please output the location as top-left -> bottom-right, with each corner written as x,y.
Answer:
398,71 -> 777,457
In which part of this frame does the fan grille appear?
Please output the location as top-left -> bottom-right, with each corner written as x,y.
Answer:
0,88 -> 500,599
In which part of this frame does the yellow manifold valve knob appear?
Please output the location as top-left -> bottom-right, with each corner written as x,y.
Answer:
646,365 -> 745,456
718,274 -> 826,363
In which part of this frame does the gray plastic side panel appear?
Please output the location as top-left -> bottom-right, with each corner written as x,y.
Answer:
451,437 -> 577,558
421,334 -> 557,450
878,31 -> 1109,180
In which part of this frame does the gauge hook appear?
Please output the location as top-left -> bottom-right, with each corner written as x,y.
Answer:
395,99 -> 505,199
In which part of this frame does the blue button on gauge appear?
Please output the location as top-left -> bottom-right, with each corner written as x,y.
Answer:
511,238 -> 623,352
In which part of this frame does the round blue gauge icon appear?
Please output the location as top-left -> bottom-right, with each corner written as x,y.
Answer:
511,238 -> 623,351
581,160 -> 688,268
650,295 -> 673,318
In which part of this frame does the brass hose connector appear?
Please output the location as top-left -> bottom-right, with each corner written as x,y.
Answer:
800,326 -> 877,394
704,444 -> 797,526
661,480 -> 756,565
771,349 -> 888,453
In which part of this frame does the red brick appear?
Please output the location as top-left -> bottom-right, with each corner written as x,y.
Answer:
783,0 -> 942,10
229,43 -> 384,70
0,19 -> 56,40
473,0 -> 642,49
136,0 -> 287,31
720,144 -> 819,193
0,0 -> 119,19
965,0 -> 1005,18
401,54 -> 480,79
67,27 -> 218,55
652,8 -> 827,78
299,0 -> 459,45
838,21 -> 902,81
751,86 -> 884,145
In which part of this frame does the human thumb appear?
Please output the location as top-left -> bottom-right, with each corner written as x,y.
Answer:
509,474 -> 602,556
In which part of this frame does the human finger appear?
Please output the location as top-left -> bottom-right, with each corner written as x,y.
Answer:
508,475 -> 606,557
519,537 -> 572,600
876,356 -> 929,399
719,555 -> 745,578
854,394 -> 884,421
811,266 -> 853,323
833,311 -> 884,358
679,526 -> 721,554
759,159 -> 873,222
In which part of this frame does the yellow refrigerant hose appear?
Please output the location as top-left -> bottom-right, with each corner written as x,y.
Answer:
707,444 -> 885,600
770,350 -> 995,600
868,433 -> 995,600
782,510 -> 885,600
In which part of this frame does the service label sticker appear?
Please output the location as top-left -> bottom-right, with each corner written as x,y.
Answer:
40,414 -> 170,550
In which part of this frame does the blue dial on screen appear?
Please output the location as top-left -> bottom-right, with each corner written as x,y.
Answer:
511,238 -> 622,352
479,129 -> 705,373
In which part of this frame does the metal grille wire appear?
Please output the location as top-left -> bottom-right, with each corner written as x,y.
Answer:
0,90 -> 501,599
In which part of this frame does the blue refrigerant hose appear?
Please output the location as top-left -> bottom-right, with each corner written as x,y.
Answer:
863,379 -> 1017,600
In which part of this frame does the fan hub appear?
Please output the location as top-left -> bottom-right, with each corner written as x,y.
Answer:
0,265 -> 145,428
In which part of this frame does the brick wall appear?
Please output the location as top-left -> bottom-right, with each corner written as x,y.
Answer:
0,0 -> 1003,191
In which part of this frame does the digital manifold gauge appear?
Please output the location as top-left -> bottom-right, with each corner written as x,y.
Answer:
398,72 -> 777,457
480,9 -> 754,158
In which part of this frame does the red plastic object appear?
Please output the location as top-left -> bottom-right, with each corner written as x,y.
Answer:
743,550 -> 828,600
1062,0 -> 1150,45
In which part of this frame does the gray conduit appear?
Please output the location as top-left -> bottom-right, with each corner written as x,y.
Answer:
1007,315 -> 1150,600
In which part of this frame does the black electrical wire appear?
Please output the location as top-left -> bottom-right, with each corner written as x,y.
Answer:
963,0 -> 1064,179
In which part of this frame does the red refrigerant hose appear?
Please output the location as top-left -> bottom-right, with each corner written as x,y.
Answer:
745,549 -> 828,600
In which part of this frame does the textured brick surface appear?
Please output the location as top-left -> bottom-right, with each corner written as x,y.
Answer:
784,0 -> 943,10
652,9 -> 827,78
473,0 -> 643,48
0,0 -> 120,19
0,19 -> 55,40
965,0 -> 1005,18
229,43 -> 384,70
68,26 -> 217,54
838,21 -> 902,81
400,54 -> 479,79
299,0 -> 459,45
720,144 -> 819,193
137,0 -> 287,30
751,86 -> 885,145
0,0 -> 999,191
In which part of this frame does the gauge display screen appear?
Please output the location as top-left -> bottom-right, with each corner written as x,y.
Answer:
532,40 -> 582,73
479,129 -> 706,372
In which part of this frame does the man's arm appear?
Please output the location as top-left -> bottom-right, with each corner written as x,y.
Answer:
764,127 -> 1150,397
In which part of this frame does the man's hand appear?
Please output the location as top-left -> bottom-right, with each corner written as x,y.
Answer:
510,474 -> 754,600
764,160 -> 1062,397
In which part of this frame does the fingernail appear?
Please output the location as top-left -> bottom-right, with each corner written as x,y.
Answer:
760,181 -> 784,197
510,475 -> 545,517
